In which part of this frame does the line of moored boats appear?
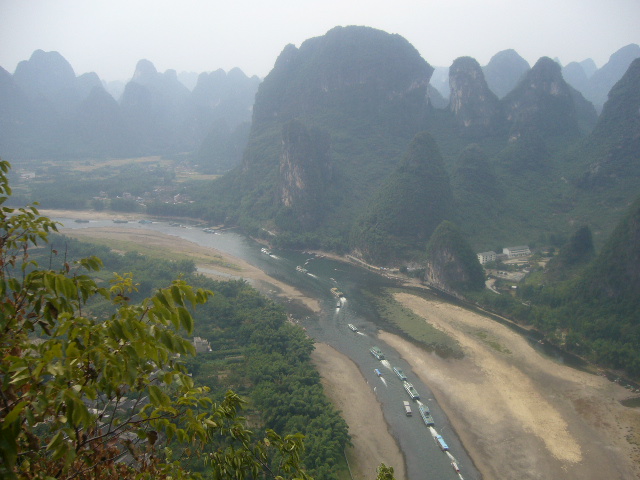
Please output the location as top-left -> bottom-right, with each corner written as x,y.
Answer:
359,339 -> 463,478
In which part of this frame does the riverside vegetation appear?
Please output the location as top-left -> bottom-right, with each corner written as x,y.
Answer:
0,160 -> 366,480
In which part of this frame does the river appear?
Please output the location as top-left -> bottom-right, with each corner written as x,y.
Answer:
59,218 -> 481,480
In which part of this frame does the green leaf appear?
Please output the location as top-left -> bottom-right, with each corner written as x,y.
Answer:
2,401 -> 29,427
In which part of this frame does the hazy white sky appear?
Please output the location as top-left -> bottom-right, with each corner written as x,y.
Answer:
1,0 -> 639,81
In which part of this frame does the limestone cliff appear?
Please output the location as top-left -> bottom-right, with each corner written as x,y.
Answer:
448,57 -> 502,136
278,120 -> 332,229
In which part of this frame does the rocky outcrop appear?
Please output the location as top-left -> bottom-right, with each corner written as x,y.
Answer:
424,221 -> 485,295
278,120 -> 332,228
448,57 -> 502,136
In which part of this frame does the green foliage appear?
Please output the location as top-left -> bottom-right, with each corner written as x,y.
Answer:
350,132 -> 454,263
0,160 -> 313,480
545,225 -> 594,281
375,464 -> 395,480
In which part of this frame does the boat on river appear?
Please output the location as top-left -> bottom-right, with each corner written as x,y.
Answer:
330,287 -> 345,298
348,324 -> 358,332
418,403 -> 435,426
370,346 -> 384,360
403,381 -> 420,400
296,265 -> 308,273
261,247 -> 271,255
435,434 -> 449,451
375,368 -> 382,377
393,367 -> 407,380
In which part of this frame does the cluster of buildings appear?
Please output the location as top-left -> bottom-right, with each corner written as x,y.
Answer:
477,245 -> 531,265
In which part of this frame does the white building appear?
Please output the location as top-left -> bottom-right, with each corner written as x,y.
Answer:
503,246 -> 531,258
477,251 -> 497,264
193,336 -> 212,354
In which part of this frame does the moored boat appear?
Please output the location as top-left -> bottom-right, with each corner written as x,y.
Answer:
403,381 -> 420,400
403,400 -> 412,416
393,367 -> 407,381
418,403 -> 435,426
370,346 -> 385,360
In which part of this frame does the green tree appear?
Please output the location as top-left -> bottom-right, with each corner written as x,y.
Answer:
0,160 -> 310,480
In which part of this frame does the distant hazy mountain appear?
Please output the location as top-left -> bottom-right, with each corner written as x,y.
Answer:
579,58 -> 598,78
13,49 -> 80,114
482,49 -> 530,99
178,71 -> 199,90
583,43 -> 640,110
562,61 -> 590,93
429,66 -> 449,99
0,51 -> 259,160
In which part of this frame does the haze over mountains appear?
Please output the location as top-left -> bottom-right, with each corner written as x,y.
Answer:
1,27 -> 639,257
2,25 -> 640,380
0,50 -> 260,164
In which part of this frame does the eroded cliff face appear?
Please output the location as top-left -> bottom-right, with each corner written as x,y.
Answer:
279,120 -> 332,228
448,57 -> 502,136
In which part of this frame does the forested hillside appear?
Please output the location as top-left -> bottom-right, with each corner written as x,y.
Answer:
39,234 -> 350,479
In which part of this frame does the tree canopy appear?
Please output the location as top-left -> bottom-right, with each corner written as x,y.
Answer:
0,159 -> 312,480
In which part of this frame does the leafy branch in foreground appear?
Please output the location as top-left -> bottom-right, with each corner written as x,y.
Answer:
0,159 -> 311,480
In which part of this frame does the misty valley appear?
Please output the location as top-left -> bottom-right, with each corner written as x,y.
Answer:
2,25 -> 640,480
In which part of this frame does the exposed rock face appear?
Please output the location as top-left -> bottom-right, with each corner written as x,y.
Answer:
448,57 -> 502,136
424,221 -> 485,296
279,120 -> 332,228
502,57 -> 584,139
483,49 -> 530,98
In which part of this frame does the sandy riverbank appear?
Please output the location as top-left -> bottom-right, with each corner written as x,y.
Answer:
385,293 -> 640,480
311,343 -> 406,480
45,209 -> 640,479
